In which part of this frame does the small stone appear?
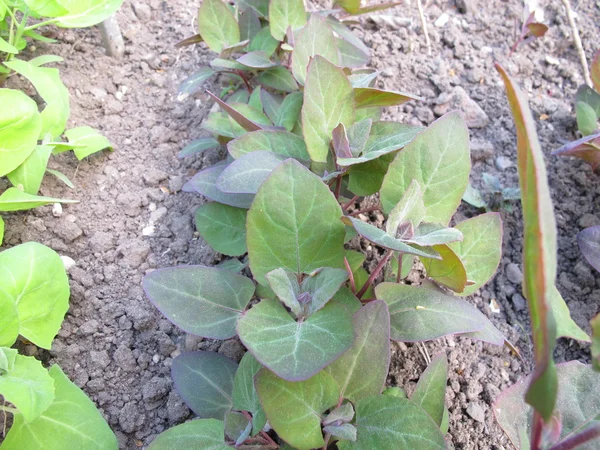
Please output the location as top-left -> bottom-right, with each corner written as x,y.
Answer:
143,169 -> 168,186
55,220 -> 83,242
511,293 -> 526,311
471,139 -> 494,161
152,354 -> 160,364
434,87 -> 489,128
142,226 -> 155,236
60,255 -> 77,271
132,2 -> 152,22
434,13 -> 450,27
218,339 -> 246,362
545,55 -> 559,65
466,403 -> 485,422
506,263 -> 523,284
149,207 -> 167,224
495,156 -> 513,171
52,203 -> 63,217
578,213 -> 600,228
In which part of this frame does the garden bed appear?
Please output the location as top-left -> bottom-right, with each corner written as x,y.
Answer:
2,0 -> 599,448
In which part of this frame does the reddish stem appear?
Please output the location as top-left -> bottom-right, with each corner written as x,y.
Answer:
547,424 -> 600,450
348,205 -> 381,217
334,175 -> 342,200
531,412 -> 544,450
342,195 -> 359,211
396,252 -> 403,283
344,257 -> 356,293
241,411 -> 277,448
236,70 -> 252,93
357,250 -> 393,298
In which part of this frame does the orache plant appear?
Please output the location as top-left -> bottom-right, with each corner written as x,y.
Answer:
142,1 -> 510,448
493,64 -> 599,450
0,0 -> 123,226
0,241 -> 117,449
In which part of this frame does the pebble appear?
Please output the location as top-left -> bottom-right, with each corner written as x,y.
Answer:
434,13 -> 450,27
506,263 -> 523,284
61,255 -> 77,271
466,403 -> 486,422
578,213 -> 600,228
132,2 -> 152,22
511,293 -> 527,311
52,203 -> 63,217
434,87 -> 489,128
495,156 -> 513,171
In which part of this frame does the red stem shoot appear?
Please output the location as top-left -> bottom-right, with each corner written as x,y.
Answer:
357,250 -> 393,298
344,257 -> 356,293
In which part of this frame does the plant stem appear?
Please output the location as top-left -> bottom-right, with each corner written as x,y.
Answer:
416,0 -> 431,55
0,405 -> 18,414
357,250 -> 393,298
23,17 -> 59,31
348,205 -> 381,217
547,424 -> 600,450
530,412 -> 544,450
560,0 -> 592,87
334,175 -> 342,200
236,70 -> 252,93
342,195 -> 358,211
344,257 -> 356,293
396,252 -> 403,283
240,411 -> 278,448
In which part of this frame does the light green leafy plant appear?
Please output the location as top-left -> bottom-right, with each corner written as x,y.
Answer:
0,242 -> 117,449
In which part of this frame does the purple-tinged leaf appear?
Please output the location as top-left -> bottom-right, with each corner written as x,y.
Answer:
275,91 -> 303,131
420,244 -> 468,293
494,361 -> 600,450
579,226 -> 600,273
265,268 -> 302,316
411,353 -> 448,426
592,314 -> 600,371
237,50 -> 278,68
552,132 -> 600,169
260,89 -> 282,123
375,282 -> 503,344
143,266 -> 255,339
592,50 -> 600,92
386,179 -> 425,235
326,16 -> 370,56
337,38 -> 370,68
220,39 -> 250,59
182,164 -> 254,209
177,67 -> 216,101
326,301 -> 391,403
346,118 -> 372,157
236,0 -> 268,17
175,34 -> 203,48
227,129 -> 309,160
198,0 -> 240,53
348,69 -> 379,88
210,58 -> 249,71
497,63 -> 558,421
232,353 -> 266,436
216,151 -> 289,194
171,352 -> 238,420
256,66 -> 299,92
323,403 -> 355,425
269,0 -> 307,41
354,87 -> 422,109
238,297 -> 354,381
301,267 -> 349,314
207,91 -> 269,132
239,9 -> 261,42
333,123 -> 354,158
195,202 -> 247,256
343,216 -> 440,259
248,26 -> 279,57
178,137 -> 219,158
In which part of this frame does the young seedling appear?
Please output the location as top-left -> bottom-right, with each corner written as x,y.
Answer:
510,0 -> 548,55
462,173 -> 521,212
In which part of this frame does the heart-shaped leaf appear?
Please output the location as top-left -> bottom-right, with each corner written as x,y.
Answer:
375,282 -> 504,344
228,130 -> 309,160
420,244 -> 468,293
232,352 -> 266,435
0,242 -> 69,349
143,266 -> 255,339
302,55 -> 355,163
217,151 -> 289,194
255,369 -> 339,450
247,159 -> 346,285
237,297 -> 354,381
1,365 -> 118,450
326,301 -> 390,403
301,267 -> 349,314
172,352 -> 238,420
182,165 -> 254,209
291,15 -> 339,85
269,0 -> 307,41
448,213 -> 502,296
148,419 -> 229,450
338,395 -> 446,450
354,88 -> 422,109
494,361 -> 600,450
411,353 -> 448,426
380,112 -> 470,224
0,354 -> 54,423
195,202 -> 247,256
198,0 -> 240,53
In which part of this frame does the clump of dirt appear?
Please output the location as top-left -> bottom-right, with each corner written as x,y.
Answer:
2,0 -> 599,449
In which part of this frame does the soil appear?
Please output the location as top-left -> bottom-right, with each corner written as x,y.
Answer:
1,0 -> 599,449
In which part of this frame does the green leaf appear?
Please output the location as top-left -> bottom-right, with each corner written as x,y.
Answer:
265,268 -> 303,316
1,365 -> 118,450
334,0 -> 361,14
338,122 -> 421,167
247,159 -> 346,285
239,8 -> 261,42
198,0 -> 240,53
448,213 -> 502,296
497,63 -> 558,421
0,296 -> 18,347
494,361 -> 600,450
375,282 -> 504,344
337,39 -> 369,68
148,419 -> 229,450
52,0 -> 123,28
347,153 -> 394,196
228,130 -> 309,160
592,50 -> 600,92
420,244 -> 468,293
64,126 -> 113,160
550,285 -> 589,342
354,87 -> 421,109
269,0 -> 307,41
143,266 -> 255,339
326,300 -> 390,403
28,55 -> 64,66
0,88 -> 41,177
338,395 -> 446,450
7,145 -> 52,194
411,353 -> 448,426
0,242 -> 69,349
0,347 -> 17,374
380,112 -> 470,224
5,59 -> 69,140
224,410 -> 251,444
178,67 -> 216,101
0,354 -> 55,422
255,369 -> 339,449
195,202 -> 247,256
237,50 -> 278,68
248,26 -> 279,56
171,352 -> 238,420
46,168 -> 75,189
302,55 -> 355,163
208,93 -> 273,132
291,14 -> 339,85
182,164 -> 254,209
0,187 -> 77,212
301,267 -> 349,314
576,101 -> 598,136
236,0 -> 268,17
276,91 -> 303,131
216,151 -> 289,194
232,352 -> 267,435
324,423 -> 357,442
178,137 -> 220,158
0,216 -> 4,246
238,297 -> 354,380
256,66 -> 299,92
0,37 -> 18,54
386,179 -> 425,235
592,314 -> 600,371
